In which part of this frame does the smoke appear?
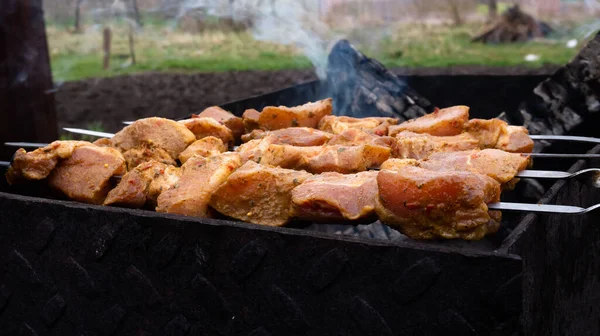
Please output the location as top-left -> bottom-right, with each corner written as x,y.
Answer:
167,0 -> 339,79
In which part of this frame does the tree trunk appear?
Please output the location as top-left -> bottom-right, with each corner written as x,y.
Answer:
74,0 -> 84,33
103,27 -> 112,70
130,0 -> 142,27
0,0 -> 58,160
448,0 -> 463,26
488,0 -> 498,21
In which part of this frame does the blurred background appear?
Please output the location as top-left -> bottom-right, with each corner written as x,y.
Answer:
40,0 -> 600,136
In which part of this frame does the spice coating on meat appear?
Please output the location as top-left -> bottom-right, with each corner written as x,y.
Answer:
178,137 -> 227,164
209,161 -> 311,226
194,106 -> 244,142
47,145 -> 126,205
104,161 -> 181,208
123,144 -> 176,171
465,119 -> 534,153
258,143 -> 391,174
393,131 -> 480,159
179,117 -> 234,147
156,153 -> 242,217
389,106 -> 470,137
6,141 -> 91,184
242,109 -> 260,133
327,129 -> 395,148
110,117 -> 196,159
241,127 -> 332,146
421,149 -> 531,184
376,166 -> 501,240
318,115 -> 398,136
251,98 -> 333,131
291,171 -> 378,222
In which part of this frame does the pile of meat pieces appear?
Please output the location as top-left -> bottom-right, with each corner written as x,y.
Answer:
6,99 -> 533,241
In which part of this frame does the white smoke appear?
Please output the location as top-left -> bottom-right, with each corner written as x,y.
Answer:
167,0 -> 341,79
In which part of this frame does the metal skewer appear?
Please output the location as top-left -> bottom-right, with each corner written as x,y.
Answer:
488,202 -> 600,214
0,157 -> 596,215
530,135 -> 600,144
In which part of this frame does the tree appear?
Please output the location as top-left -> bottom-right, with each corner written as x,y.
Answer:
130,0 -> 142,27
488,0 -> 498,22
74,0 -> 84,33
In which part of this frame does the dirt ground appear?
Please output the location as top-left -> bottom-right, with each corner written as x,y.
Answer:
55,65 -> 559,133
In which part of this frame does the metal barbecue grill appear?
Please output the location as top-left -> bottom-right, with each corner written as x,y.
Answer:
2,71 -> 600,335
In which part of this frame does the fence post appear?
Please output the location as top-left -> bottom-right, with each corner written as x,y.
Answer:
0,0 -> 58,160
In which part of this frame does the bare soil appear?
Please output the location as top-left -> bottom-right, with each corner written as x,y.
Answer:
55,65 -> 559,133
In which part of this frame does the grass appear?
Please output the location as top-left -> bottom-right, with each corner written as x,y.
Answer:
47,20 -> 590,82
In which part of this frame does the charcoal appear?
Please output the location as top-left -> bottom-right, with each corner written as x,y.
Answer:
504,32 -> 600,141
326,40 -> 434,119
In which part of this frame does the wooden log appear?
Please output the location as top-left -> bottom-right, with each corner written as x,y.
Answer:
507,32 -> 600,140
0,0 -> 57,161
326,40 -> 434,120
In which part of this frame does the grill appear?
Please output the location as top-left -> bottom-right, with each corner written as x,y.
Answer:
2,69 -> 600,335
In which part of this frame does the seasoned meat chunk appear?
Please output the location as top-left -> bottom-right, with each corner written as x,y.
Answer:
465,119 -> 534,153
194,106 -> 244,142
327,129 -> 395,147
389,106 -> 470,137
242,109 -> 261,133
179,117 -> 234,147
376,166 -> 501,240
110,117 -> 196,159
209,161 -> 311,226
178,137 -> 227,164
246,98 -> 332,131
47,146 -> 126,204
318,115 -> 398,136
393,131 -> 479,159
104,161 -> 181,208
421,149 -> 531,184
291,171 -> 378,222
156,153 -> 242,217
258,143 -> 391,174
241,127 -> 332,146
122,144 -> 176,170
6,140 -> 90,184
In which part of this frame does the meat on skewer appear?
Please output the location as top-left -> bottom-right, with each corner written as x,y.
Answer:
392,131 -> 480,159
376,166 -> 502,240
388,106 -> 469,136
327,128 -> 396,147
465,118 -> 534,153
209,161 -> 312,226
192,106 -> 244,143
179,117 -> 235,148
104,161 -> 181,208
318,115 -> 398,136
111,117 -> 196,159
178,136 -> 227,164
156,153 -> 242,217
241,127 -> 333,146
242,98 -> 332,132
388,105 -> 534,153
240,142 -> 391,174
291,171 -> 379,223
6,140 -> 91,184
381,148 -> 531,186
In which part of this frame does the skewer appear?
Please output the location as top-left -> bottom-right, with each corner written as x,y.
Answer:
59,128 -> 600,159
530,134 -> 600,144
0,158 -> 598,187
0,157 -> 597,215
488,202 -> 600,214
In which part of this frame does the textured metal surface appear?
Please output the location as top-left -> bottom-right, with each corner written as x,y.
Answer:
0,191 -> 522,335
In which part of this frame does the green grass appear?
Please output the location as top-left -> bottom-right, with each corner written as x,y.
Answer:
47,21 -> 590,82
